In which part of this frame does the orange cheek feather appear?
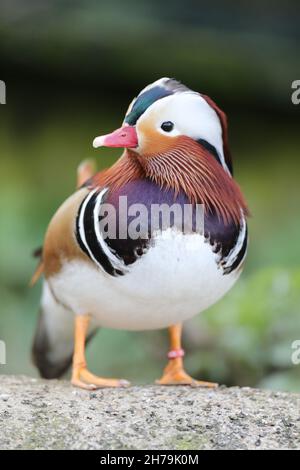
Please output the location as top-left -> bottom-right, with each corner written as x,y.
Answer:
137,118 -> 180,157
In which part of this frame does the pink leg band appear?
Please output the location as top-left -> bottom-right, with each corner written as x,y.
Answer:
168,348 -> 185,359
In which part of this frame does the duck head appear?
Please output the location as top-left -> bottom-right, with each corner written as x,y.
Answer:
92,78 -> 248,224
93,77 -> 232,174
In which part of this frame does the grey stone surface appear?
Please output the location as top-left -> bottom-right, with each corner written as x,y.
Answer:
0,375 -> 299,450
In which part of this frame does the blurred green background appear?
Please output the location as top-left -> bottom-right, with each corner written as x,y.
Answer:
0,0 -> 300,391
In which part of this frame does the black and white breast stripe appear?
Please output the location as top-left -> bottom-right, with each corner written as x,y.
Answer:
75,188 -> 127,277
75,188 -> 247,278
219,217 -> 248,274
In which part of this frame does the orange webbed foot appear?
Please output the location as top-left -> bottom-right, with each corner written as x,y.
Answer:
156,357 -> 218,388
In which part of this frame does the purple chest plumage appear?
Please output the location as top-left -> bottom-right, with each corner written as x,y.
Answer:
105,179 -> 246,271
76,178 -> 247,276
76,178 -> 246,276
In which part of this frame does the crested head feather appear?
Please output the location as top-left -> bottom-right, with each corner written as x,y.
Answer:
201,94 -> 233,175
125,78 -> 190,126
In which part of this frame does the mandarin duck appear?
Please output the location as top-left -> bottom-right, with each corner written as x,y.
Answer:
32,78 -> 249,390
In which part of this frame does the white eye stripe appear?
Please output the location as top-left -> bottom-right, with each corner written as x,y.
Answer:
137,92 -> 231,173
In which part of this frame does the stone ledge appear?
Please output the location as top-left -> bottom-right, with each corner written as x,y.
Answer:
0,375 -> 299,450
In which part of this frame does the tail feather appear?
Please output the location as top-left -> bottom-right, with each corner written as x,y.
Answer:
32,310 -> 73,379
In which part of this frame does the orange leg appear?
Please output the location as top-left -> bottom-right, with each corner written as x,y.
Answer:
71,314 -> 130,390
74,163 -> 130,389
156,324 -> 218,388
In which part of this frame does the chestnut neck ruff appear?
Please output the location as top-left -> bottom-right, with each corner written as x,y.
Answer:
87,137 -> 248,226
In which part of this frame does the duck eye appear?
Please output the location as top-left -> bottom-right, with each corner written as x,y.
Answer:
161,121 -> 174,132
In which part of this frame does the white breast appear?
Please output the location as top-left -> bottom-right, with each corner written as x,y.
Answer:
48,229 -> 241,331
